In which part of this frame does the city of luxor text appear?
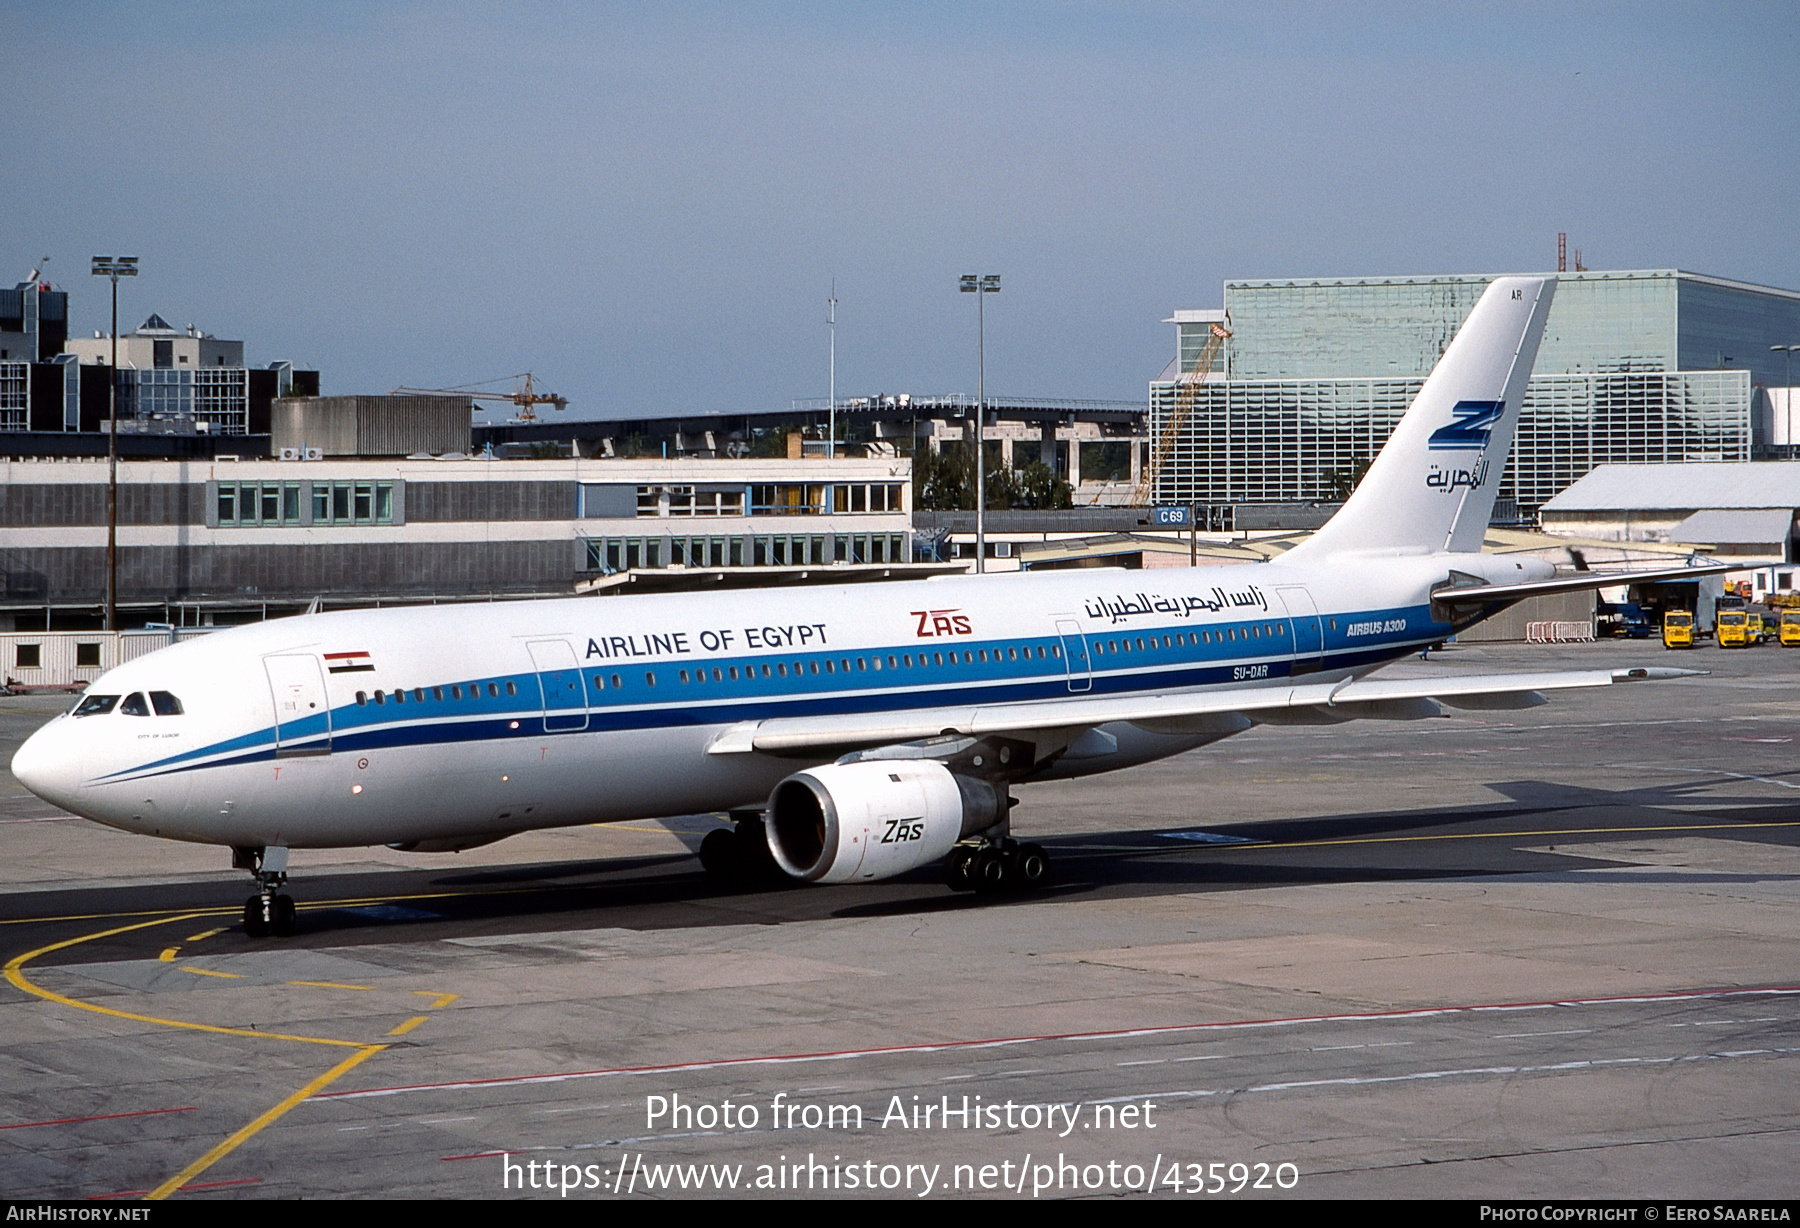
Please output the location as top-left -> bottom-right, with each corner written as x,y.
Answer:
586,624 -> 829,660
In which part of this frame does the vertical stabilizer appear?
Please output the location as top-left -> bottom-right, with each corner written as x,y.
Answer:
1285,276 -> 1555,561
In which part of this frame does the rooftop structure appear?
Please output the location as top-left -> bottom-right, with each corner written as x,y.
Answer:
0,276 -> 67,363
1540,460 -> 1800,565
1540,460 -> 1800,512
64,312 -> 245,370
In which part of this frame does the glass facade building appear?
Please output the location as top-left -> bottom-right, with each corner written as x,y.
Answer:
121,367 -> 252,434
1153,270 -> 1799,514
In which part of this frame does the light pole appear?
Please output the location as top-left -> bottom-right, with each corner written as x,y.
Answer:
827,282 -> 837,461
91,256 -> 138,631
960,273 -> 999,572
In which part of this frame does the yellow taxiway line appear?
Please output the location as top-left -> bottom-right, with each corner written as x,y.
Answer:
4,912 -> 453,1200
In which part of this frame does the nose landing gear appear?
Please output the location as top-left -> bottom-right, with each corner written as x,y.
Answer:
233,845 -> 297,938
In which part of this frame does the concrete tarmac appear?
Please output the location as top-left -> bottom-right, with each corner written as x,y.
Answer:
0,638 -> 1796,1200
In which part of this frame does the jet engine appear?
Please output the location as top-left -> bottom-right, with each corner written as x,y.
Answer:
765,760 -> 1004,884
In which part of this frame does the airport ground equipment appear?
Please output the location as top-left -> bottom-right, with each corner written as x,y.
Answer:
1661,610 -> 1695,649
1717,608 -> 1751,648
1780,609 -> 1800,646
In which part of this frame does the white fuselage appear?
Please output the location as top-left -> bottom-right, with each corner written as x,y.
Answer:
10,551 -> 1549,851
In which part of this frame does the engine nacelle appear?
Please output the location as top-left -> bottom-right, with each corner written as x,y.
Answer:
766,760 -> 1001,884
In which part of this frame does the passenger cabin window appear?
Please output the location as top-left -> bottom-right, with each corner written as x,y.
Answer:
149,691 -> 183,716
73,694 -> 119,717
120,693 -> 151,717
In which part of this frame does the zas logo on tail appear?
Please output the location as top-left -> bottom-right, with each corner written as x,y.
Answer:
1427,400 -> 1505,451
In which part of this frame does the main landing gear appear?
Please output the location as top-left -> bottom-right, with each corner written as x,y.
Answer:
944,837 -> 1050,895
698,812 -> 784,886
234,845 -> 297,938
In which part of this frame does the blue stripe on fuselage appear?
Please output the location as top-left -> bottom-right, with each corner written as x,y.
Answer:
95,604 -> 1450,782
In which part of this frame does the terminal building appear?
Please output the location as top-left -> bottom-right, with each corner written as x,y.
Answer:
1150,269 -> 1800,517
0,453 -> 914,632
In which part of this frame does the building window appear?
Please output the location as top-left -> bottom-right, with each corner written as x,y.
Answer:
635,485 -> 747,518
16,644 -> 40,669
829,483 -> 903,514
0,362 -> 28,431
75,643 -> 101,667
587,530 -> 905,573
750,484 -> 827,515
290,479 -> 398,527
218,480 -> 333,527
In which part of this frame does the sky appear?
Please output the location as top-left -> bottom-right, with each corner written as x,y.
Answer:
6,2 -> 1797,421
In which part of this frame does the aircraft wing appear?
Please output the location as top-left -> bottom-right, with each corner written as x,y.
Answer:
707,666 -> 1700,756
1432,563 -> 1746,609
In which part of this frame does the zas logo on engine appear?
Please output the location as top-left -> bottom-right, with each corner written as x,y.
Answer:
913,609 -> 972,638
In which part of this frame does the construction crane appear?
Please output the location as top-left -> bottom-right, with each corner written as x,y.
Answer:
1134,318 -> 1230,507
391,373 -> 569,422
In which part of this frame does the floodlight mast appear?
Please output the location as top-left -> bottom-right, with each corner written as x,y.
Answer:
960,273 -> 1000,572
828,282 -> 837,461
91,256 -> 138,632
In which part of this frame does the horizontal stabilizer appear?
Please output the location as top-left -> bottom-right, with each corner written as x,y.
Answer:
1433,562 -> 1748,609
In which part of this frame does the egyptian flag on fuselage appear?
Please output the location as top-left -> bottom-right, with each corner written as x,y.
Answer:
324,651 -> 375,674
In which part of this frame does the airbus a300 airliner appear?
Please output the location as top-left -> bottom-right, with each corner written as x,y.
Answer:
11,277 -> 1725,935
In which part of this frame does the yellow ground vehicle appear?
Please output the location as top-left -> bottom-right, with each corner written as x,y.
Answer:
1662,610 -> 1695,648
1717,609 -> 1750,648
1747,612 -> 1768,645
1781,609 -> 1800,646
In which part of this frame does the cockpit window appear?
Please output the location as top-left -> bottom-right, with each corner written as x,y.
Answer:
73,694 -> 119,717
149,691 -> 184,716
120,692 -> 152,717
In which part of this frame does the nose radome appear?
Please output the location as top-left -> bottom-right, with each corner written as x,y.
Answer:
11,723 -> 78,808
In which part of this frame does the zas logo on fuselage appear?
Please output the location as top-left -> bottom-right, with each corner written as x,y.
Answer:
1427,400 -> 1505,451
913,609 -> 972,638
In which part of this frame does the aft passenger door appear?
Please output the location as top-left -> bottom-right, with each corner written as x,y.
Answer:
528,639 -> 589,732
1274,587 -> 1324,676
265,654 -> 332,756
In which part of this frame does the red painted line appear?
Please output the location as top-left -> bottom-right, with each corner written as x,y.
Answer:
443,1150 -> 508,1162
321,984 -> 1800,1101
90,1177 -> 261,1199
1,1105 -> 198,1131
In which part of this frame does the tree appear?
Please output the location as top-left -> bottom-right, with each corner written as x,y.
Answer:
1322,456 -> 1371,501
1013,460 -> 1074,510
914,444 -> 1074,511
